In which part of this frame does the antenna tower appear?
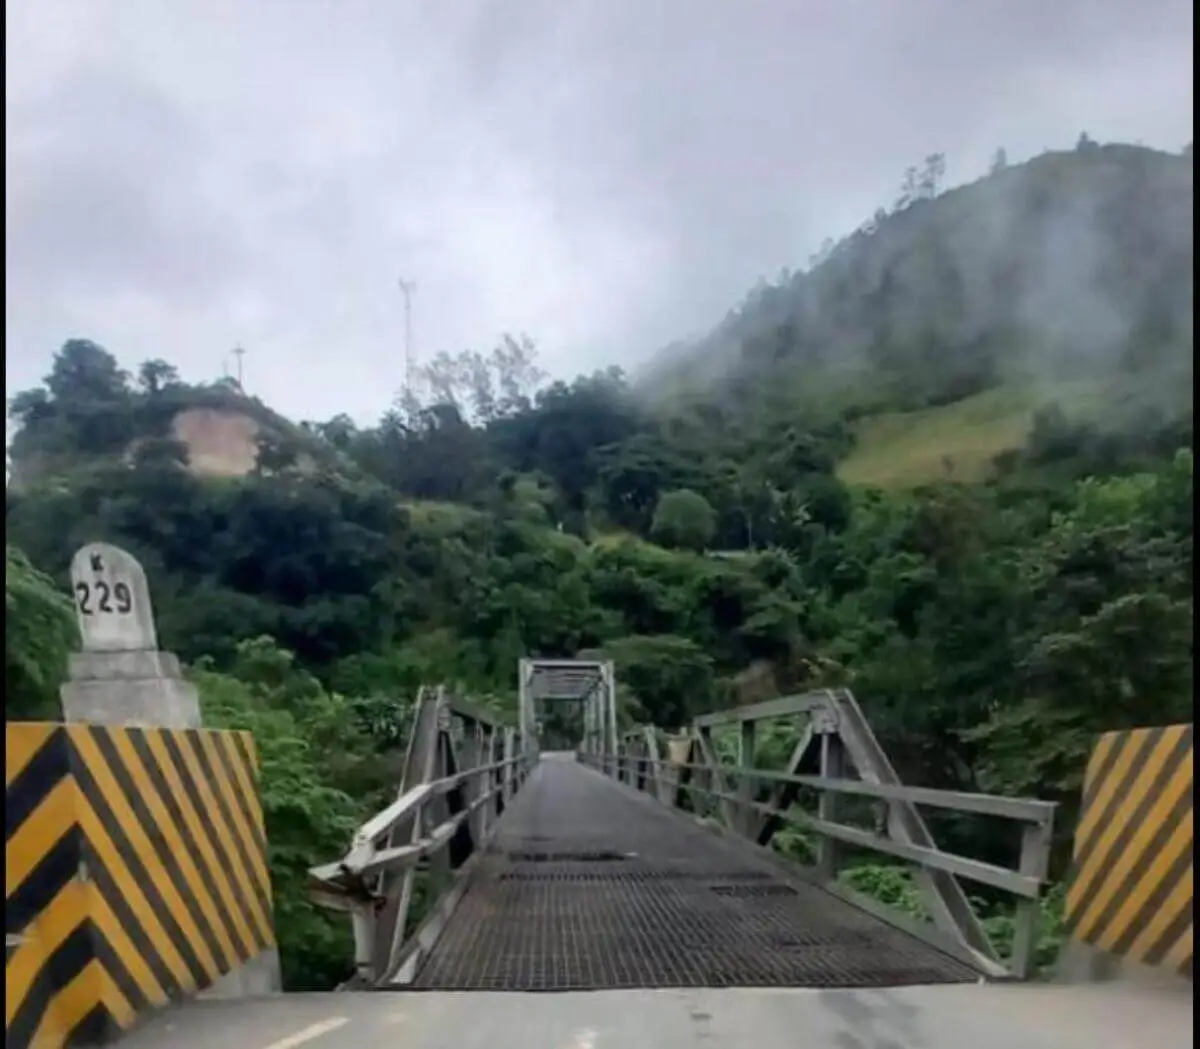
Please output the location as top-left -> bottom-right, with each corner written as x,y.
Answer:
397,279 -> 417,390
232,345 -> 246,389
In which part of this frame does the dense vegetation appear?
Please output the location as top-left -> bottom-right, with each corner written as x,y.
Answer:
6,138 -> 1192,988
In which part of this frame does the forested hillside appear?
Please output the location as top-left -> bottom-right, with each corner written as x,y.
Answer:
6,137 -> 1193,990
656,140 -> 1192,409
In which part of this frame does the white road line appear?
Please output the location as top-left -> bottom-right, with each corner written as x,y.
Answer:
257,1017 -> 349,1049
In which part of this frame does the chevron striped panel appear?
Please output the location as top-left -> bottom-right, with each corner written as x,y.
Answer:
5,723 -> 275,1048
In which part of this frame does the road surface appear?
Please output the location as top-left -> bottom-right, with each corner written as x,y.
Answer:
120,983 -> 1192,1049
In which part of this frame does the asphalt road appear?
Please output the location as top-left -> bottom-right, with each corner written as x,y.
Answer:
119,982 -> 1193,1049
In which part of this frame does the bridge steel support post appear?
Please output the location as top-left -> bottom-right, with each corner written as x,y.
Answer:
502,727 -> 516,803
603,660 -> 618,772
517,659 -> 536,757
738,719 -> 757,838
591,685 -> 601,758
817,731 -> 846,881
696,725 -> 738,828
584,676 -> 610,771
580,684 -> 592,756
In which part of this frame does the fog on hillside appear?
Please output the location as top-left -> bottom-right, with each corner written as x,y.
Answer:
647,140 -> 1194,420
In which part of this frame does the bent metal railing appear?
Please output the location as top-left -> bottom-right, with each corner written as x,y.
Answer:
309,685 -> 534,987
581,687 -> 1057,981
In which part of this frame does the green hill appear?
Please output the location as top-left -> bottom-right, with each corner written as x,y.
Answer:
10,143 -> 1192,499
835,380 -> 1128,488
6,340 -> 356,489
837,385 -> 1054,488
653,142 -> 1193,422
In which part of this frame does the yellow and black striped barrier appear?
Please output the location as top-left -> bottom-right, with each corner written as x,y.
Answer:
6,723 -> 276,1048
1064,723 -> 1193,980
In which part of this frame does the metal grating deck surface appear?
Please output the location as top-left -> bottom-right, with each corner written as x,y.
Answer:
410,757 -> 981,991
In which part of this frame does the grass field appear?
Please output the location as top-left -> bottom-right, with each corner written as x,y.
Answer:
836,382 -> 1107,489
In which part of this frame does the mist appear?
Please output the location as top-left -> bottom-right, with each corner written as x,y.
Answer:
6,0 -> 1194,427
643,139 -> 1193,422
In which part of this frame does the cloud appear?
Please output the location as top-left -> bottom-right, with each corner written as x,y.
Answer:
5,0 -> 1193,424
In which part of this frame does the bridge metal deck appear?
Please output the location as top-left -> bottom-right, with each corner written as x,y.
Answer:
411,756 -> 980,991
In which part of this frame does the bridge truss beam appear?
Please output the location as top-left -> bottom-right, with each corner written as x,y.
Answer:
518,658 -> 617,756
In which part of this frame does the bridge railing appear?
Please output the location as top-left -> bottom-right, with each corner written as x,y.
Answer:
309,685 -> 534,987
582,687 -> 1057,981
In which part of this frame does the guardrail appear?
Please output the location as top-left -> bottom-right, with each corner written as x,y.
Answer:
309,686 -> 534,986
582,687 -> 1057,980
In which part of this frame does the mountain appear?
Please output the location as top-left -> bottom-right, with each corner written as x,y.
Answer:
9,142 -> 1192,495
651,141 -> 1193,418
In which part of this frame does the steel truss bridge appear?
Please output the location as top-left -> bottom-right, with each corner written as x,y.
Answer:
309,659 -> 1057,992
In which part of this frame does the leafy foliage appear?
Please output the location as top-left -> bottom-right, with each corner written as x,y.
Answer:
194,638 -> 398,991
6,545 -> 79,720
840,865 -> 1067,973
4,138 -> 1192,985
651,489 -> 718,551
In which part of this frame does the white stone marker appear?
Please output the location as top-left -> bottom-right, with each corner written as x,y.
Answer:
70,542 -> 159,653
60,542 -> 201,728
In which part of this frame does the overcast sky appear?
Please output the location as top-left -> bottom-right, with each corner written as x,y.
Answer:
6,0 -> 1193,426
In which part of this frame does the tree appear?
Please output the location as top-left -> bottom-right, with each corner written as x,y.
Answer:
604,634 -> 716,727
650,489 -> 717,551
193,638 -> 371,991
408,335 -> 547,424
488,369 -> 639,522
917,153 -> 946,199
895,165 -> 920,211
255,432 -> 299,474
44,339 -> 130,406
131,437 -> 190,471
7,388 -> 53,429
489,334 -> 547,417
311,414 -> 358,451
137,358 -> 181,395
892,152 -> 947,211
989,147 -> 1008,173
